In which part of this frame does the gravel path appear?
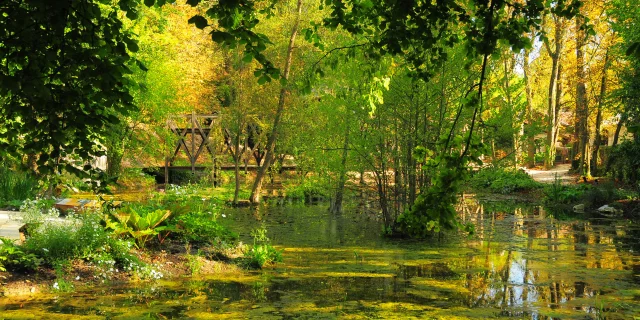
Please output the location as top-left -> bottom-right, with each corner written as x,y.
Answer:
524,163 -> 576,184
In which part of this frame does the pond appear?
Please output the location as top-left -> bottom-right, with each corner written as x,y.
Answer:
1,198 -> 639,319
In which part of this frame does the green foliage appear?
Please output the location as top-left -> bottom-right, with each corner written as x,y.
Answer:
396,155 -> 474,238
544,177 -> 623,210
105,204 -> 172,248
285,177 -> 330,202
173,212 -> 238,245
0,165 -> 39,207
52,262 -> 75,292
607,141 -> 640,191
0,238 -> 42,272
0,0 -> 141,181
243,225 -> 282,269
19,198 -> 60,235
544,184 -> 587,205
20,209 -> 140,275
469,167 -> 542,194
583,183 -> 620,209
184,245 -> 203,275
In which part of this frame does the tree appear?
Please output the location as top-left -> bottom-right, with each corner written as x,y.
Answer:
248,0 -> 303,204
542,13 -> 567,169
0,0 -> 142,184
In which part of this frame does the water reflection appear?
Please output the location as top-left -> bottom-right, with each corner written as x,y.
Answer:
1,200 -> 638,319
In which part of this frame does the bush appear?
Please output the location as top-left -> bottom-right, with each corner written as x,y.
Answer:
544,177 -> 625,210
0,238 -> 42,272
22,211 -> 125,266
173,212 -> 238,245
0,165 -> 39,208
285,177 -> 330,202
18,204 -> 145,275
469,167 -> 541,194
607,140 -> 640,191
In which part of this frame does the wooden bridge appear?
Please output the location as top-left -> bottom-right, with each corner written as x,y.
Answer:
161,113 -> 295,184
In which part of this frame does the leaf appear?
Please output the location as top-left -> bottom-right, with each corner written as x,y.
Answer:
257,76 -> 268,85
186,0 -> 201,6
211,31 -> 230,43
188,15 -> 208,29
136,59 -> 148,71
360,0 -> 374,9
143,0 -> 155,6
242,53 -> 254,63
626,42 -> 640,57
123,38 -> 139,52
125,9 -> 137,20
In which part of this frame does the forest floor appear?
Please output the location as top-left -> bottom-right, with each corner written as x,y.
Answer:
524,163 -> 576,184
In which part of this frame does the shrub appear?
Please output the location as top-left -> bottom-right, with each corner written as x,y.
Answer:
173,212 -> 238,245
544,176 -> 625,211
469,167 -> 541,194
23,211 -> 117,266
607,140 -> 640,191
0,165 -> 40,208
0,238 -> 42,272
19,206 -> 144,274
543,176 -> 588,205
285,177 -> 330,202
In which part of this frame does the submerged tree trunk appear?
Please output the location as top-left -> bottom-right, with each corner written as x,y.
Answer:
591,51 -> 609,175
330,118 -> 350,214
249,0 -> 302,204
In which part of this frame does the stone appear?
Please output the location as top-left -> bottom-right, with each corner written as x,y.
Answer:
597,204 -> 622,216
573,203 -> 585,213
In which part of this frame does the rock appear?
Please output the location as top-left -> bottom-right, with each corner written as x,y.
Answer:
573,204 -> 585,213
597,205 -> 622,216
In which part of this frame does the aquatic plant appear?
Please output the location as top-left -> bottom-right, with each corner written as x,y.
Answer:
185,244 -> 203,275
243,225 -> 282,269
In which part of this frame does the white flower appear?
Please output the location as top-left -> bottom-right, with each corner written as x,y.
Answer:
75,276 -> 80,280
43,248 -> 49,252
221,214 -> 226,218
52,282 -> 59,290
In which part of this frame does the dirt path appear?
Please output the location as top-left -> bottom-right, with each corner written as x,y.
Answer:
524,163 -> 577,184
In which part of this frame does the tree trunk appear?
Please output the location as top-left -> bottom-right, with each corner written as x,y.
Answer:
590,51 -> 609,175
543,16 -> 565,169
612,114 -> 625,146
523,46 -> 536,168
330,116 -> 350,214
575,16 -> 589,175
249,0 -> 302,204
233,124 -> 242,205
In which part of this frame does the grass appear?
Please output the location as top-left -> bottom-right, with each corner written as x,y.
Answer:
0,165 -> 40,208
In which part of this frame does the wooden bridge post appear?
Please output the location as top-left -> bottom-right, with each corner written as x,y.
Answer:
191,111 -> 196,175
165,156 -> 169,185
